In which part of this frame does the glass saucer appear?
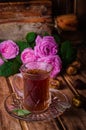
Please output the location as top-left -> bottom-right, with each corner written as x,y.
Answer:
4,89 -> 71,121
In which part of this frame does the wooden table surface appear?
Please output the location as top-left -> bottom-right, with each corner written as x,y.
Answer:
0,66 -> 86,130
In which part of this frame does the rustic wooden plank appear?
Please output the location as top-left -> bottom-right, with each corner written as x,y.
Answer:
80,70 -> 86,83
0,77 -> 22,130
0,22 -> 52,41
0,1 -> 52,5
19,120 -> 29,130
60,108 -> 86,130
0,1 -> 53,40
50,75 -> 77,130
49,62 -> 86,130
0,5 -> 52,18
0,10 -> 51,19
56,74 -> 74,103
0,1 -> 52,25
0,17 -> 52,23
27,120 -> 60,130
6,76 -> 29,130
58,90 -> 86,130
0,1 -> 52,18
64,73 -> 86,97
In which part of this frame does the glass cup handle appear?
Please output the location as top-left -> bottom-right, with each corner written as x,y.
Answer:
12,73 -> 24,98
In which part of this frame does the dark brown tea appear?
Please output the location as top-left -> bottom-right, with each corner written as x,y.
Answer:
23,69 -> 50,112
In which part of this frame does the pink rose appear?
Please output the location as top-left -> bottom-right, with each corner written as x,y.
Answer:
34,35 -> 58,58
21,48 -> 37,64
38,55 -> 62,78
0,40 -> 19,59
0,58 -> 4,66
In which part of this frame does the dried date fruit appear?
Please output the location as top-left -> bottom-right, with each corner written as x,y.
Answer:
66,66 -> 77,75
72,95 -> 86,110
71,60 -> 81,69
50,79 -> 61,89
72,97 -> 82,107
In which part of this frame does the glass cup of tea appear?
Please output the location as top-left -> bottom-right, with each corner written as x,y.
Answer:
12,61 -> 52,113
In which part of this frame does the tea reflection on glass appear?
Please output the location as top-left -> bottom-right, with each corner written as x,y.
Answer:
13,62 -> 52,113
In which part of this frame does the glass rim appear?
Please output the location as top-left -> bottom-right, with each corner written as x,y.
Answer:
19,61 -> 52,76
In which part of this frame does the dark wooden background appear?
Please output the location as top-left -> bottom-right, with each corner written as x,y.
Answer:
0,1 -> 53,40
0,0 -> 86,17
0,0 -> 74,15
0,0 -> 86,41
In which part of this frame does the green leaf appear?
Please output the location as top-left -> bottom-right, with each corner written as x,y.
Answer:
11,58 -> 21,73
43,32 -> 50,36
0,59 -> 21,77
0,61 -> 14,77
26,32 -> 37,43
25,32 -> 37,48
15,55 -> 22,64
0,39 -> 4,43
12,109 -> 31,116
52,34 -> 61,44
16,40 -> 29,53
60,40 -> 77,67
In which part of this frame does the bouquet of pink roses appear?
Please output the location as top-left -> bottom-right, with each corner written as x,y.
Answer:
0,32 -> 76,77
21,35 -> 62,78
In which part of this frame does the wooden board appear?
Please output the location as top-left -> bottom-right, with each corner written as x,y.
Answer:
0,77 -> 21,130
0,1 -> 52,22
0,1 -> 53,40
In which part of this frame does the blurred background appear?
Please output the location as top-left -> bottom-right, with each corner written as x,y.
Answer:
0,0 -> 86,41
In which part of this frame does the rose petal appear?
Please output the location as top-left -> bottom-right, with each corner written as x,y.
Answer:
0,40 -> 19,59
37,55 -> 62,78
34,36 -> 58,58
21,48 -> 37,64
